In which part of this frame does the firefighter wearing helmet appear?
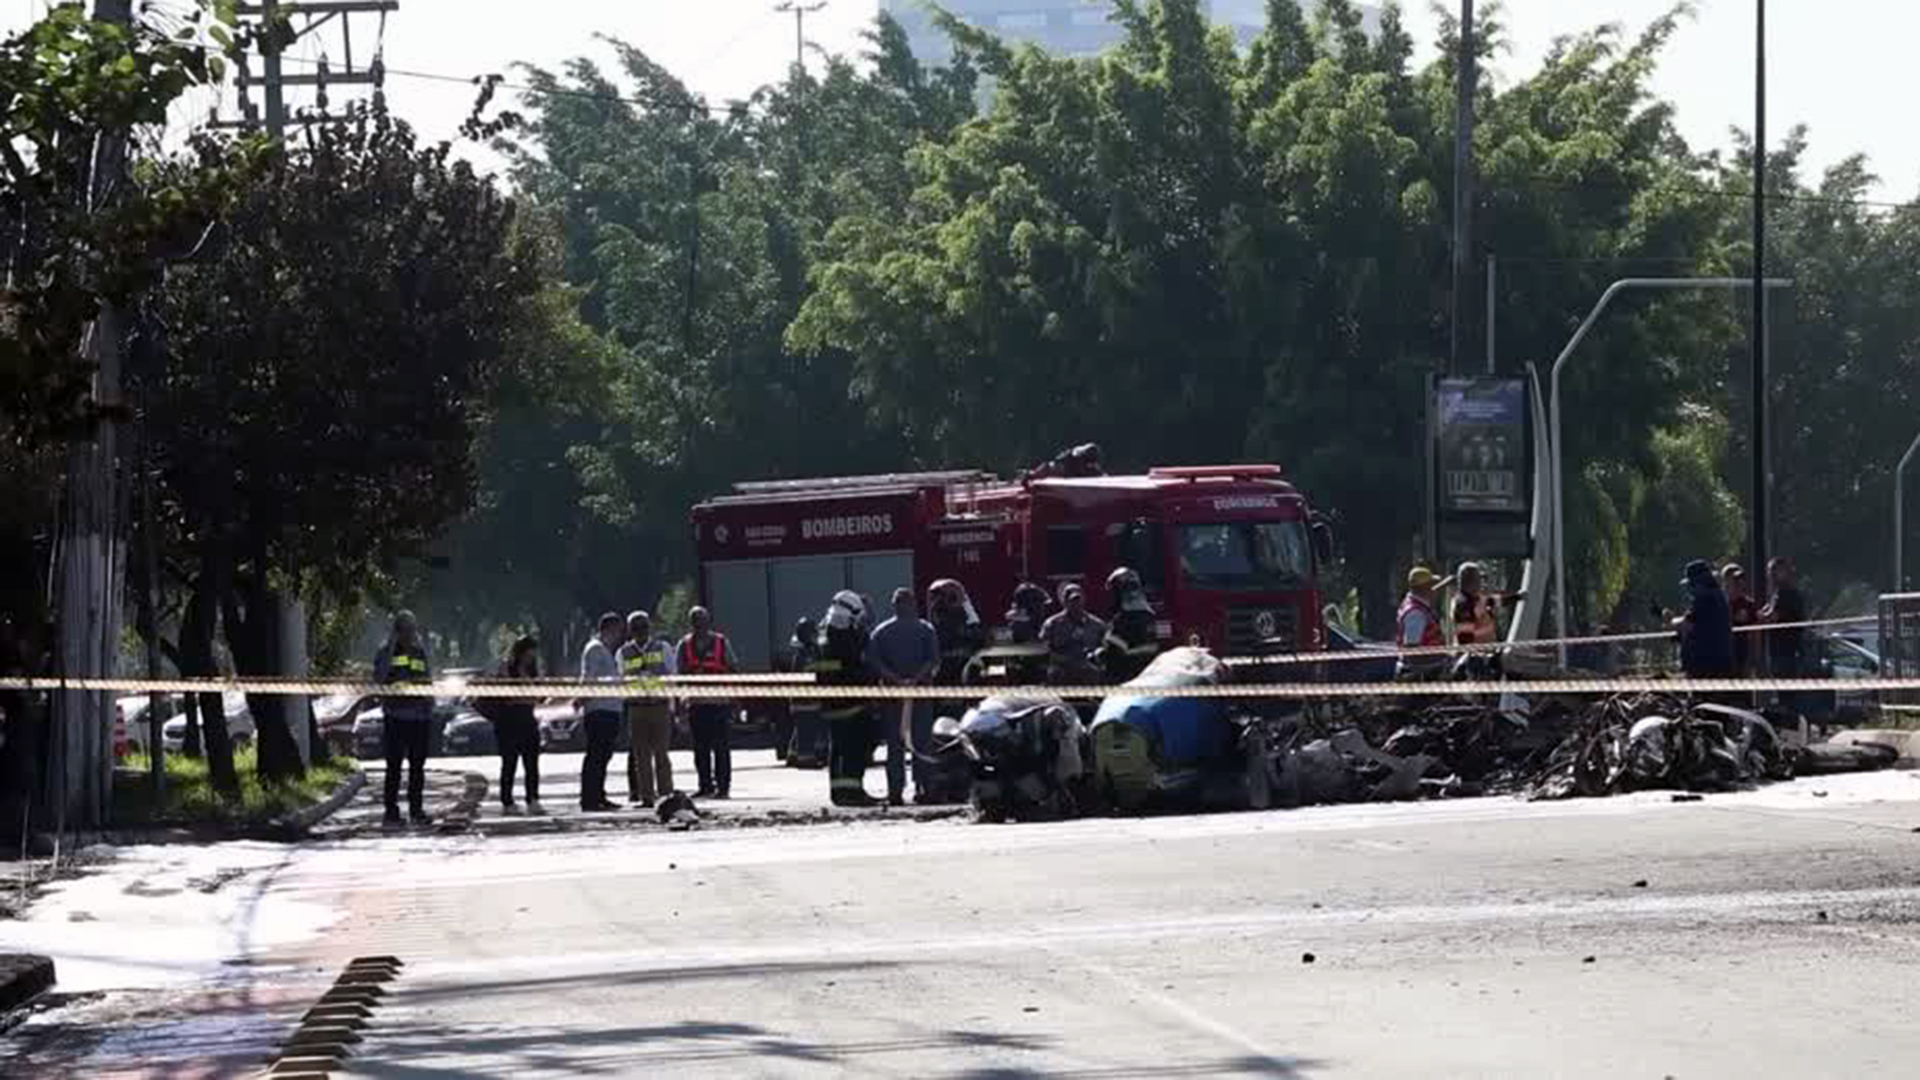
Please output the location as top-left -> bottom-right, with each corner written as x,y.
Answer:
927,579 -> 985,685
819,590 -> 877,806
1100,567 -> 1161,682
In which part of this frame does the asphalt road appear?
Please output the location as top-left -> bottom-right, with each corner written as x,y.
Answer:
308,768 -> 1920,1079
9,760 -> 1920,1078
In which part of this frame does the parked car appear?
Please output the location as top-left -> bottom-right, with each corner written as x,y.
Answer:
1323,624 -> 1400,683
1808,633 -> 1881,724
440,710 -> 497,756
315,693 -> 377,757
535,698 -> 639,753
160,692 -> 255,754
350,672 -> 478,759
116,693 -> 183,756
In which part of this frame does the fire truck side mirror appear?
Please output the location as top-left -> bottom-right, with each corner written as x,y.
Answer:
1310,520 -> 1334,568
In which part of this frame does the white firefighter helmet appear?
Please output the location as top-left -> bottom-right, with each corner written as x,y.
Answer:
824,589 -> 865,631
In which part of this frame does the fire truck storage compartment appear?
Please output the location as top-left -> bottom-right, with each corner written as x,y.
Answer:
703,552 -> 915,672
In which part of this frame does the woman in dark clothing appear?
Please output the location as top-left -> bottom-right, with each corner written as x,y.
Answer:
491,636 -> 544,815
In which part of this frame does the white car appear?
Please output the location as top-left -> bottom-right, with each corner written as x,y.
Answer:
116,693 -> 183,755
159,692 -> 256,754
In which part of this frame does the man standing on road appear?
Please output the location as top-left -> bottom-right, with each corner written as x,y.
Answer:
1761,557 -> 1809,678
867,587 -> 940,806
677,606 -> 735,799
578,612 -> 625,812
1041,584 -> 1108,685
819,591 -> 875,806
1761,557 -> 1812,716
1674,560 -> 1735,680
618,610 -> 676,807
373,611 -> 434,826
1395,568 -> 1450,680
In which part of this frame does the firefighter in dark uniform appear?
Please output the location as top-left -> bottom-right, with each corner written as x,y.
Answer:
928,579 -> 985,685
819,591 -> 876,807
373,610 -> 434,826
1100,566 -> 1161,682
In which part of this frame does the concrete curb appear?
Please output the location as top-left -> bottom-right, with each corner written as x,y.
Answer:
0,954 -> 55,1015
1828,729 -> 1920,766
277,768 -> 368,833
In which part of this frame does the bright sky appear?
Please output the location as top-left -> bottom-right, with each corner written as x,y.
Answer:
8,1 -> 1917,200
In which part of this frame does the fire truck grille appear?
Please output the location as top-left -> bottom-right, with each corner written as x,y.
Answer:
1225,606 -> 1297,655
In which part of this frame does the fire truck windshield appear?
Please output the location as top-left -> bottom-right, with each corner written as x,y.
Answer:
1176,521 -> 1312,592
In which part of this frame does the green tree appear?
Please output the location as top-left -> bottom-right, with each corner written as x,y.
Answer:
146,102 -> 541,783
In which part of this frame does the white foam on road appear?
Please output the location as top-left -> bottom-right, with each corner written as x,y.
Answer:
0,841 -> 340,992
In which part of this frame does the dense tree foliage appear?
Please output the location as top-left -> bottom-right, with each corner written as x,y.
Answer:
142,103 -> 547,782
16,0 -> 1920,778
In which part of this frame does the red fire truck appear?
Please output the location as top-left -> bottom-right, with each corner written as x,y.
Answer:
690,462 -> 1334,673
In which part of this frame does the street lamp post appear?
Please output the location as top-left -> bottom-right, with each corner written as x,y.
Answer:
1548,277 -> 1792,665
1896,432 -> 1920,591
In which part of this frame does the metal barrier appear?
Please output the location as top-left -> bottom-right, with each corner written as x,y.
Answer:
1878,593 -> 1920,717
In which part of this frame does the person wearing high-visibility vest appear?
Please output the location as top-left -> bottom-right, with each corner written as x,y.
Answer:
1395,567 -> 1451,680
373,610 -> 434,826
676,606 -> 735,799
618,610 -> 677,807
1450,562 -> 1514,647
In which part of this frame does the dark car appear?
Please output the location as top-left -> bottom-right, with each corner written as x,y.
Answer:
439,710 -> 497,757
351,674 -> 476,759
1323,624 -> 1399,683
1803,633 -> 1881,724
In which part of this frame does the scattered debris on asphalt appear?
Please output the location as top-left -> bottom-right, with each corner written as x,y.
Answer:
656,792 -> 701,831
955,689 -> 1901,822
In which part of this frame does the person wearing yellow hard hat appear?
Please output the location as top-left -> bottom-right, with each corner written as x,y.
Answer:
1395,566 -> 1453,679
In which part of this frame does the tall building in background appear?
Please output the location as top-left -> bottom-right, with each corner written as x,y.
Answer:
882,1 -> 1379,67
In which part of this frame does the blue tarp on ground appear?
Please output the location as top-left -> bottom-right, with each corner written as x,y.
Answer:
1090,649 -> 1237,766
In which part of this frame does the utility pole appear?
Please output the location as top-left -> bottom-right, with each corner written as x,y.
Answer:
1450,0 -> 1476,375
219,2 -> 398,134
49,0 -> 136,830
1750,0 -> 1771,616
775,0 -> 826,81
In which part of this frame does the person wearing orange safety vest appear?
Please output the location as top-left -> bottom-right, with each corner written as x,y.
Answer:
676,606 -> 735,799
1395,567 -> 1451,680
1451,562 -> 1514,648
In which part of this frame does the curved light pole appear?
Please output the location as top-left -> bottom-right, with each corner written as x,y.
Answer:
1548,277 -> 1792,664
1896,431 -> 1920,592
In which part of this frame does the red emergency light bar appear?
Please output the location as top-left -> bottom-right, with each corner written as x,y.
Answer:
1146,464 -> 1284,481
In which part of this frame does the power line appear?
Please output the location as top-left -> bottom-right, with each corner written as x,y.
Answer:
275,52 -> 747,118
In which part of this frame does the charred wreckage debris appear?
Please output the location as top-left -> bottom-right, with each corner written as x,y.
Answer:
925,649 -> 1902,822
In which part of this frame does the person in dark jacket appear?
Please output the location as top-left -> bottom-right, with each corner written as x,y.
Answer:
373,610 -> 434,826
489,636 -> 544,815
819,591 -> 876,807
1674,560 -> 1735,678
